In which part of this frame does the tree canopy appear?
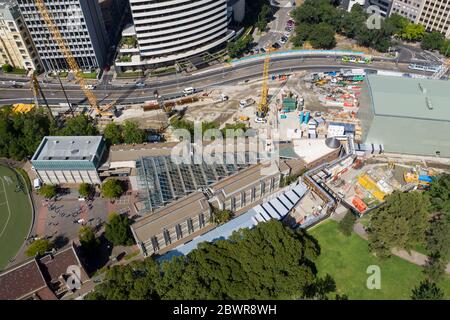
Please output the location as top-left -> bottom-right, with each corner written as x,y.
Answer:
78,226 -> 100,256
86,220 -> 341,300
411,279 -> 444,300
101,179 -> 124,199
25,239 -> 53,257
103,122 -> 122,145
105,213 -> 134,246
122,120 -> 146,144
38,184 -> 58,199
338,211 -> 356,237
367,191 -> 430,258
57,114 -> 98,136
78,183 -> 92,198
0,107 -> 52,161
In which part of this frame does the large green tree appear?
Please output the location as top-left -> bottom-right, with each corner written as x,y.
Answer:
103,122 -> 123,145
105,213 -> 134,246
423,253 -> 446,283
78,226 -> 100,255
367,191 -> 430,258
400,23 -> 426,41
86,220 -> 337,300
101,179 -> 124,199
309,23 -> 336,49
25,239 -> 53,257
411,279 -> 444,300
122,120 -> 146,144
338,211 -> 356,237
421,31 -> 445,51
426,216 -> 450,257
58,114 -> 98,136
38,184 -> 58,199
78,183 -> 92,198
0,107 -> 52,161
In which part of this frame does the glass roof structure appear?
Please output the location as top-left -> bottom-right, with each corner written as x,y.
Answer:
135,153 -> 254,213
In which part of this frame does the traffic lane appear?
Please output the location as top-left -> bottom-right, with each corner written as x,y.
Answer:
0,63 -> 425,105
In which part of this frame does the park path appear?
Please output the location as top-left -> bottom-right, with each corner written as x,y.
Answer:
36,204 -> 48,236
352,221 -> 450,275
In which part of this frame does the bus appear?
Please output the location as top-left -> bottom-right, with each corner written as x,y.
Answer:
408,63 -> 440,72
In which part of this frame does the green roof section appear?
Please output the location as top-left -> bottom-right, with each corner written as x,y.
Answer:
360,75 -> 450,158
367,75 -> 450,122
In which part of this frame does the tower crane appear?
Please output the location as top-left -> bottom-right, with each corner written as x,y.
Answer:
256,48 -> 272,118
33,0 -> 116,118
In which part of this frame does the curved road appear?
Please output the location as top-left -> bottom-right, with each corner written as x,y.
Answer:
0,55 -> 431,106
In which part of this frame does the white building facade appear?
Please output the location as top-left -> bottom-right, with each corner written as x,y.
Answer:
116,0 -> 236,69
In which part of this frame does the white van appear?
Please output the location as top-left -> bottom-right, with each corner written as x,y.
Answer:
33,178 -> 41,190
183,87 -> 196,95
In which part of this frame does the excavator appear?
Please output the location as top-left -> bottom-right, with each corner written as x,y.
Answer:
33,0 -> 116,119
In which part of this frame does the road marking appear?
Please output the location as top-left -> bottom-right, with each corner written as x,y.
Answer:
0,177 -> 12,239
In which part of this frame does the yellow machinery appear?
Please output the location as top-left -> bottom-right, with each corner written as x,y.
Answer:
12,104 -> 35,114
34,0 -> 115,118
256,49 -> 272,118
357,174 -> 386,201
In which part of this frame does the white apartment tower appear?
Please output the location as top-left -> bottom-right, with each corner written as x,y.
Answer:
17,0 -> 110,72
0,0 -> 41,71
117,0 -> 236,69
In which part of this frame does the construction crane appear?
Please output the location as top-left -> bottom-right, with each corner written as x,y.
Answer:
33,0 -> 115,118
30,73 -> 54,121
256,49 -> 272,118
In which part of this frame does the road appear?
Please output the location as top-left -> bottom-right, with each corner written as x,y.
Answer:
0,56 -> 434,106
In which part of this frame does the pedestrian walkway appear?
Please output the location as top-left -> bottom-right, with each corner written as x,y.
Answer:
352,221 -> 450,275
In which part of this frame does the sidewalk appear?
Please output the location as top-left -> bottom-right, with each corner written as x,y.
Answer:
353,221 -> 450,275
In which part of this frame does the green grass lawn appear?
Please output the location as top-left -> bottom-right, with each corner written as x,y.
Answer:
308,220 -> 450,300
0,165 -> 33,270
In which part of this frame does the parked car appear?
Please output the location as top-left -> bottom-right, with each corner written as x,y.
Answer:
280,36 -> 288,44
272,42 -> 281,49
254,117 -> 267,124
183,87 -> 196,95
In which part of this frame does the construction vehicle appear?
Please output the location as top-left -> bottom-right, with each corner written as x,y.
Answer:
256,48 -> 272,118
357,174 -> 386,201
352,196 -> 367,213
239,115 -> 250,122
404,171 -> 435,187
33,0 -> 116,119
239,98 -> 255,108
12,104 -> 35,114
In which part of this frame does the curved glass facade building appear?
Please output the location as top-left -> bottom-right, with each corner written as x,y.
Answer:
117,0 -> 236,68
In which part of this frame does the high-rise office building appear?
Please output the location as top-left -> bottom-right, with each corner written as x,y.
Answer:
17,0 -> 110,72
416,0 -> 450,39
390,0 -> 423,22
115,0 -> 236,69
0,0 -> 41,71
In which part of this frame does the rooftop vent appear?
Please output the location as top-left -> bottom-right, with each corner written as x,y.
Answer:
426,97 -> 434,110
71,149 -> 79,154
53,140 -> 59,144
86,140 -> 91,144
418,83 -> 427,95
